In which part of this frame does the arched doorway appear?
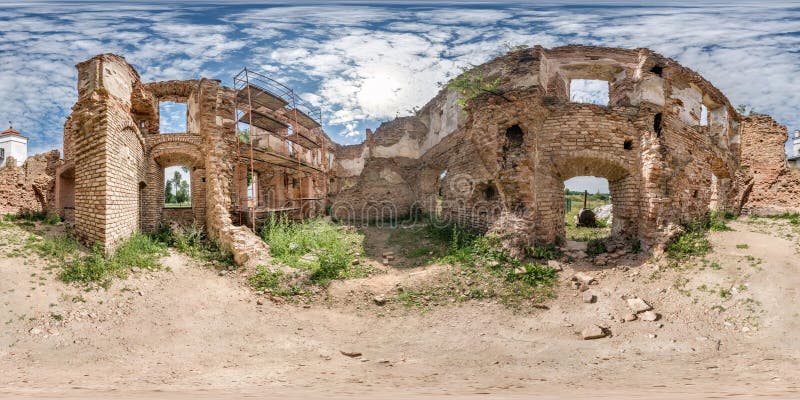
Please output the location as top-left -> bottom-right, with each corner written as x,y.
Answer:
546,154 -> 640,245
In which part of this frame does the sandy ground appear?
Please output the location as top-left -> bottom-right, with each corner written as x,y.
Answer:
0,219 -> 799,399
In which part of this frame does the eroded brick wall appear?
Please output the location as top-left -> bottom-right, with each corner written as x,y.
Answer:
333,45 -> 750,254
739,115 -> 800,214
0,151 -> 60,215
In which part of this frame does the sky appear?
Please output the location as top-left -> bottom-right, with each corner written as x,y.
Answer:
2,1 -> 800,194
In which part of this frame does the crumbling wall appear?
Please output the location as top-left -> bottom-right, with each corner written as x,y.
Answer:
738,115 -> 800,214
0,151 -> 60,215
67,54 -> 146,252
334,45 -> 748,254
331,118 -> 427,222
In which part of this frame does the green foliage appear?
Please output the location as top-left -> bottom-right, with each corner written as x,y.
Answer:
260,215 -> 366,284
446,66 -> 502,108
586,239 -> 606,256
425,219 -> 557,305
248,266 -> 307,298
59,234 -> 167,286
164,181 -> 174,204
28,234 -> 80,264
164,169 -> 191,207
736,244 -> 749,249
238,128 -> 251,144
503,42 -> 529,52
708,211 -> 734,231
756,212 -> 800,225
153,223 -> 235,268
666,224 -> 711,261
527,243 -> 561,260
3,211 -> 60,225
407,246 -> 433,258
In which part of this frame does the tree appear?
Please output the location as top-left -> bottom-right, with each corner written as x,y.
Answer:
164,181 -> 174,204
175,180 -> 189,204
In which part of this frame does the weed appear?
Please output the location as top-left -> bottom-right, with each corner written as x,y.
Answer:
50,313 -> 63,321
260,216 -> 367,285
28,234 -> 80,264
719,288 -> 733,300
166,224 -> 235,268
527,243 -> 561,260
407,246 -> 433,258
248,266 -> 310,300
709,211 -> 734,231
586,239 -> 606,256
736,244 -> 749,249
666,225 -> 711,261
59,234 -> 166,286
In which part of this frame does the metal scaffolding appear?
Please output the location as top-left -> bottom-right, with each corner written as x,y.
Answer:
232,68 -> 326,231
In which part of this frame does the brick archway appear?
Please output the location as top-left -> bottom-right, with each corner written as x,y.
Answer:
545,154 -> 640,242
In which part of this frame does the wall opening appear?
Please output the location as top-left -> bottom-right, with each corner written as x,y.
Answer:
505,125 -> 524,148
569,79 -> 609,106
164,166 -> 191,208
483,183 -> 498,201
435,169 -> 447,218
653,113 -> 663,137
159,101 -> 187,133
650,65 -> 664,77
247,171 -> 259,208
623,139 -> 633,150
699,104 -> 709,127
563,176 -> 612,242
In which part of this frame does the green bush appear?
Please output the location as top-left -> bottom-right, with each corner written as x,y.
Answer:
260,215 -> 365,284
59,234 -> 167,286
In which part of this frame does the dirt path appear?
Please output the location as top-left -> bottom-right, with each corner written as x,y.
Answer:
1,220 -> 799,399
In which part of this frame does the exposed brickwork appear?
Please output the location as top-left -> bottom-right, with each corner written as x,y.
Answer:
333,45 -> 754,255
59,54 -> 333,266
0,150 -> 60,215
738,115 -> 800,215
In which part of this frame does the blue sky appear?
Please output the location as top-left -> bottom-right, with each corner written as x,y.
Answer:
2,1 -> 800,193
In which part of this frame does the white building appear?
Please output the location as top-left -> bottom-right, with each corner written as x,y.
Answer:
0,125 -> 28,167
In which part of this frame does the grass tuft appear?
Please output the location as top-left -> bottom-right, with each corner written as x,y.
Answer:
59,234 -> 167,287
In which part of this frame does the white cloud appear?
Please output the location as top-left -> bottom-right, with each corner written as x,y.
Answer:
1,2 -> 799,154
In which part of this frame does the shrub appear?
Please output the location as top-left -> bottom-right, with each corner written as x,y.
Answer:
248,266 -> 308,299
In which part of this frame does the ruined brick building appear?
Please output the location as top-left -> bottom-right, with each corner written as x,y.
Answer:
56,54 -> 334,264
36,45 -> 800,263
330,45 -> 800,255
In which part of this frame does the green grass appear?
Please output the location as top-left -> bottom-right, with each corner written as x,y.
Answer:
752,212 -> 800,225
564,194 -> 611,241
736,244 -> 749,249
153,223 -> 234,268
259,216 -> 368,285
407,246 -> 433,258
409,219 -> 557,308
27,234 -> 80,264
59,234 -> 167,287
666,228 -> 711,262
709,211 -> 735,231
248,267 -> 309,299
164,202 -> 192,209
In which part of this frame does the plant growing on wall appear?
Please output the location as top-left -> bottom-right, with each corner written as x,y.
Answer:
446,66 -> 506,108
